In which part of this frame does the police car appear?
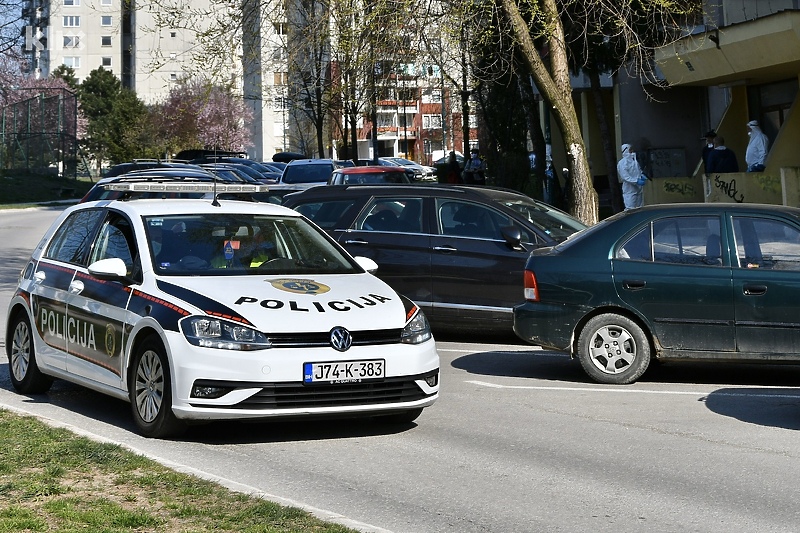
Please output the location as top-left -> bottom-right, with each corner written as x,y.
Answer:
6,183 -> 439,438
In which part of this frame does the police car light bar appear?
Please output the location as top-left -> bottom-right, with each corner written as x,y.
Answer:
103,183 -> 270,193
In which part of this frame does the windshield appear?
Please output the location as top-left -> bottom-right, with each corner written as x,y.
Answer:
282,163 -> 334,184
500,198 -> 587,241
145,213 -> 359,276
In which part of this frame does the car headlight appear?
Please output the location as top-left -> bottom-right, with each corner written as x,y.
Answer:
401,308 -> 432,344
181,317 -> 271,351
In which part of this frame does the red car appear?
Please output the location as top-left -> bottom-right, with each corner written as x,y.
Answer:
328,166 -> 412,185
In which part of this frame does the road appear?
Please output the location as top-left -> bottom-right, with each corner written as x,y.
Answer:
2,207 -> 800,533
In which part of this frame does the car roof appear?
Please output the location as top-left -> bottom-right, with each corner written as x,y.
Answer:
284,183 -> 531,200
80,196 -> 300,218
286,158 -> 336,166
335,166 -> 407,174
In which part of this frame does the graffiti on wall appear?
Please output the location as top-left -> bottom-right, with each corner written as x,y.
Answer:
713,175 -> 745,203
662,181 -> 696,197
753,173 -> 780,194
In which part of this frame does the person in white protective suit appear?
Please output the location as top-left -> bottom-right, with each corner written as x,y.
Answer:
745,120 -> 769,172
617,143 -> 646,210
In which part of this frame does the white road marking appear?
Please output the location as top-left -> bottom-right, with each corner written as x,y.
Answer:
466,380 -> 800,399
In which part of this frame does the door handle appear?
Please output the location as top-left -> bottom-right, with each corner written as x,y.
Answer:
623,279 -> 646,290
743,284 -> 767,296
433,245 -> 458,252
68,280 -> 84,295
343,239 -> 369,245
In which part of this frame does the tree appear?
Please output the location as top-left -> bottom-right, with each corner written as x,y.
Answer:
153,77 -> 253,155
492,0 -> 701,224
78,68 -> 151,168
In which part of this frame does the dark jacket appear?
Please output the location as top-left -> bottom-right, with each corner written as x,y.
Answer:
706,147 -> 739,174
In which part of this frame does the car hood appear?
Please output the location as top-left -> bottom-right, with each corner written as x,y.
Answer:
155,273 -> 407,332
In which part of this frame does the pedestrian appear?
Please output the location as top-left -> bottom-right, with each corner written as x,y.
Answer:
705,136 -> 739,174
445,151 -> 461,184
745,119 -> 769,172
462,148 -> 486,185
701,129 -> 717,173
617,143 -> 646,210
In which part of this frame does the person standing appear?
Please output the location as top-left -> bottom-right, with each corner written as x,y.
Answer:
745,119 -> 769,172
617,143 -> 645,210
462,148 -> 486,185
702,130 -> 717,173
706,136 -> 739,174
445,151 -> 462,184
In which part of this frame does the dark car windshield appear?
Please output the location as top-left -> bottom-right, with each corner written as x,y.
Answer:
144,213 -> 358,276
499,197 -> 587,241
282,164 -> 334,184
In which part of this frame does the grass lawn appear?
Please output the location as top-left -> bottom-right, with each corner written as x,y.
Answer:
0,174 -> 94,208
0,410 -> 359,533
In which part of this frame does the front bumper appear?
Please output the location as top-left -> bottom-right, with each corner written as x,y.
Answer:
165,332 -> 440,420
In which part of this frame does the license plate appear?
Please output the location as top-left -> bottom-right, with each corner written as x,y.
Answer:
303,359 -> 385,384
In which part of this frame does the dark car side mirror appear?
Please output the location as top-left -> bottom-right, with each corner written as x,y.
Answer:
500,226 -> 525,251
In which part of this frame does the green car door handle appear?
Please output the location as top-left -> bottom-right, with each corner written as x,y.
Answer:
623,280 -> 646,290
743,284 -> 767,296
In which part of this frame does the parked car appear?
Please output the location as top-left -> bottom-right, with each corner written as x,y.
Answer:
80,168 -> 221,202
382,157 -> 437,180
6,188 -> 439,438
278,158 -> 341,189
513,202 -> 800,384
283,184 -> 586,333
190,156 -> 281,181
199,162 -> 272,183
103,160 -> 203,178
328,166 -> 412,185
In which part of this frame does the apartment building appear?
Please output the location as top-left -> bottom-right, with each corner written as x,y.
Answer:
21,0 -> 287,161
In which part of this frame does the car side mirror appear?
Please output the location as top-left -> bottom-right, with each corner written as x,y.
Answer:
88,257 -> 130,282
353,256 -> 379,274
500,226 -> 525,251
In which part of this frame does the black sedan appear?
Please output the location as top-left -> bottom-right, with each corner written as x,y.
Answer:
283,184 -> 586,333
513,203 -> 800,384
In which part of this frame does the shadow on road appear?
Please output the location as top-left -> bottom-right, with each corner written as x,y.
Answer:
702,387 -> 800,430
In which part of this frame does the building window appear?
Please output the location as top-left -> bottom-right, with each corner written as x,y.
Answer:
63,57 -> 81,68
64,0 -> 80,5
273,95 -> 289,111
101,15 -> 112,26
423,114 -> 442,130
274,72 -> 288,85
169,52 -> 176,59
63,15 -> 80,27
468,114 -> 477,128
101,35 -> 112,46
273,22 -> 287,35
421,88 -> 442,104
63,35 -> 80,48
170,31 -> 177,38
170,73 -> 178,81
101,0 -> 112,4
102,57 -> 112,69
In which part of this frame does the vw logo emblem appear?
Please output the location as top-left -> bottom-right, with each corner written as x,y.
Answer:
330,327 -> 352,352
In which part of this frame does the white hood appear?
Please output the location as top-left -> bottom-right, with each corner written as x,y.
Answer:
159,273 -> 407,332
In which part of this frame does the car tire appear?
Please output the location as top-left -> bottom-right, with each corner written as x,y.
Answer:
7,311 -> 53,394
129,335 -> 186,439
576,313 -> 651,385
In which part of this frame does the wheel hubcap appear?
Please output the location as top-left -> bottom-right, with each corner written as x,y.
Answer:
10,321 -> 31,381
588,325 -> 636,374
134,350 -> 164,423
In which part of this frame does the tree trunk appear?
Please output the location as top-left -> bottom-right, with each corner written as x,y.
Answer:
588,70 -> 624,214
500,0 -> 598,225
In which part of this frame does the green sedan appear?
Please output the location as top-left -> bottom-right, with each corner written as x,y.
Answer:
514,203 -> 800,384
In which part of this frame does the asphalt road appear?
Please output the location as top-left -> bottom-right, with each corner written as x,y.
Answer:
3,207 -> 800,533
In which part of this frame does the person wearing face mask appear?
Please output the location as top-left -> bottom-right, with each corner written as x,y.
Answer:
745,120 -> 769,172
617,143 -> 646,210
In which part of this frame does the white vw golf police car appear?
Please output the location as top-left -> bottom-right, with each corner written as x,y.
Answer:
6,183 -> 439,438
